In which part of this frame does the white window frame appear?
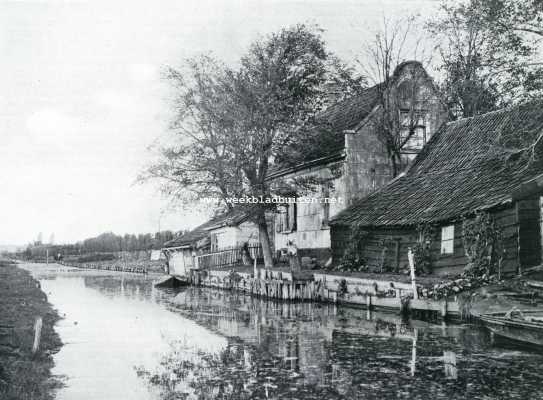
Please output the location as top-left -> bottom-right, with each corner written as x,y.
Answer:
399,109 -> 427,152
441,225 -> 455,255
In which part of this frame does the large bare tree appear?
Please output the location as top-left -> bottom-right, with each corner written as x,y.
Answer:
143,24 -> 359,268
359,17 -> 437,177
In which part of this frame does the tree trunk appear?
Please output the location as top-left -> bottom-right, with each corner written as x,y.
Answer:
257,215 -> 274,269
390,155 -> 399,178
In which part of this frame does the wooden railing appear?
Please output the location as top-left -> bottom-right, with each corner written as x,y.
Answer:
196,243 -> 262,269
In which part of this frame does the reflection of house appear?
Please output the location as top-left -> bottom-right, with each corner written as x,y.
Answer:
162,208 -> 261,276
267,61 -> 446,264
330,100 -> 543,276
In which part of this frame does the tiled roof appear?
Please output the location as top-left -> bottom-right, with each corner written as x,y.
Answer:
269,84 -> 381,174
163,208 -> 249,248
318,84 -> 381,133
330,100 -> 543,227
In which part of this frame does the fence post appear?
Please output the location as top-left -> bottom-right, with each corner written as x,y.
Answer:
408,247 -> 418,300
32,317 -> 43,355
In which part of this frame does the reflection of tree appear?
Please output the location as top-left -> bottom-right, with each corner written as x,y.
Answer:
138,285 -> 543,399
82,275 -> 160,301
136,338 -> 337,400
134,287 -> 350,400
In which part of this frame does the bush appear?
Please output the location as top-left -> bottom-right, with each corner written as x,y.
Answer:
412,223 -> 436,275
462,212 -> 504,279
337,224 -> 370,271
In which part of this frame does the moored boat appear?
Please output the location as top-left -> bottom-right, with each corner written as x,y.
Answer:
481,309 -> 543,346
154,274 -> 189,288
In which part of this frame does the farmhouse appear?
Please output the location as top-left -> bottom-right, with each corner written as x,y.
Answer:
330,100 -> 543,276
267,61 -> 447,265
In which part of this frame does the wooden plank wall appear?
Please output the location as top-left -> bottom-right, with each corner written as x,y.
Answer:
331,204 -> 521,276
330,225 -> 418,271
493,204 -> 521,275
330,225 -> 352,262
518,198 -> 541,269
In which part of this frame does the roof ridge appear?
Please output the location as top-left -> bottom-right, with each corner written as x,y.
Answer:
444,98 -> 543,127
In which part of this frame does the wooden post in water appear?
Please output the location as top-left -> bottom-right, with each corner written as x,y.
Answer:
410,328 -> 418,376
32,317 -> 43,355
443,350 -> 458,379
441,300 -> 448,319
408,247 -> 418,300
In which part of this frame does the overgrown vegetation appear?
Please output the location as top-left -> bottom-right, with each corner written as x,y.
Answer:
337,224 -> 370,271
425,213 -> 505,299
412,222 -> 436,275
0,266 -> 62,400
462,212 -> 505,279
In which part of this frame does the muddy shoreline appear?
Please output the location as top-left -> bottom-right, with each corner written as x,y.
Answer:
0,263 -> 62,400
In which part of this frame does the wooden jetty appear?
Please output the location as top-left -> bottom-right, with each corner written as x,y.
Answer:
189,268 -> 320,301
187,267 -> 461,320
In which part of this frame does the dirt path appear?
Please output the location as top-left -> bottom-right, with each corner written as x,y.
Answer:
0,263 -> 62,400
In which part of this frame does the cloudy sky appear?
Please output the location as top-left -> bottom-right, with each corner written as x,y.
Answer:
0,0 -> 439,245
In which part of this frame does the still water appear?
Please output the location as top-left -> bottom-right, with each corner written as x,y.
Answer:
26,264 -> 543,400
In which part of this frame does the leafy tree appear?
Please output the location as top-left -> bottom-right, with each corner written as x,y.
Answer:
144,24 -> 360,267
428,0 -> 543,118
477,0 -> 543,38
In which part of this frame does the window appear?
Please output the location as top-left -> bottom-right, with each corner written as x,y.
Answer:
441,225 -> 454,254
399,109 -> 427,152
276,203 -> 297,233
210,233 -> 219,252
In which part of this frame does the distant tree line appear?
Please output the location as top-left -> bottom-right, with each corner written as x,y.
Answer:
16,230 -> 185,261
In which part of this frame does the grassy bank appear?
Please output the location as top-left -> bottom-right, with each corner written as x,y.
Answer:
0,263 -> 62,400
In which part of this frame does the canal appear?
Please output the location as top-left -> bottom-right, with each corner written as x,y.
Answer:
25,264 -> 543,399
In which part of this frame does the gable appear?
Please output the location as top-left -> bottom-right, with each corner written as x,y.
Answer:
270,61 -> 444,179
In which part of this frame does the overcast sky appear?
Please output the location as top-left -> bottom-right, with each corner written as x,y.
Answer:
0,0 -> 440,245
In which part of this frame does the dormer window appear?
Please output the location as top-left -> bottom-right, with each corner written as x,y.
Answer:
399,109 -> 428,152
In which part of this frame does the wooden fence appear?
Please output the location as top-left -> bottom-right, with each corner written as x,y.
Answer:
196,243 -> 262,269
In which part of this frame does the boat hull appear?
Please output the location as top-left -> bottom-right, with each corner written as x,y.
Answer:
154,275 -> 190,288
482,313 -> 543,346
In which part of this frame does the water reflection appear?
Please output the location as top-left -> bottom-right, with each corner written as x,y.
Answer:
31,268 -> 226,400
137,287 -> 543,400
23,266 -> 543,400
